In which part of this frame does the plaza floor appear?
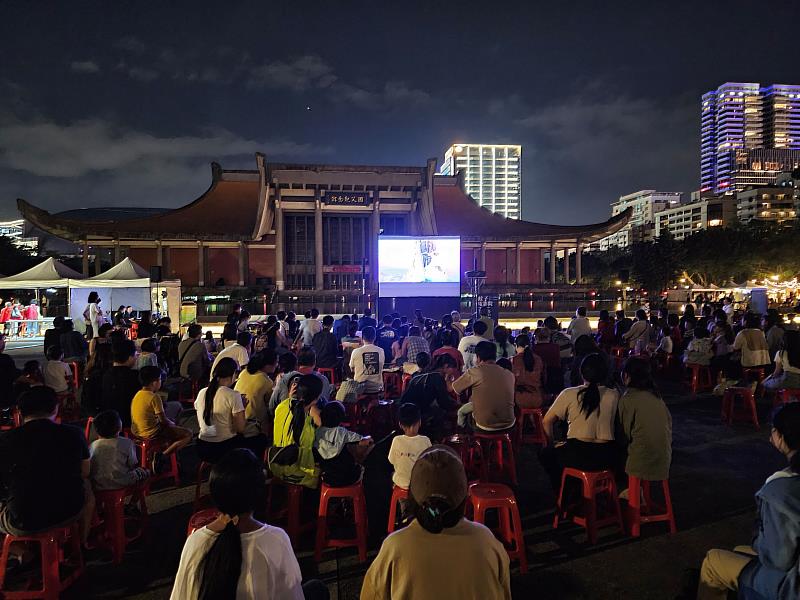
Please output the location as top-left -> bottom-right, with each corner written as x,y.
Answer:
6,345 -> 779,599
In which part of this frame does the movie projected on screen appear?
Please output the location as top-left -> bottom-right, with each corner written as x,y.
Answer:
378,236 -> 461,297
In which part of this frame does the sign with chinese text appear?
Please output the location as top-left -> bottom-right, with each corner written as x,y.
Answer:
323,192 -> 370,206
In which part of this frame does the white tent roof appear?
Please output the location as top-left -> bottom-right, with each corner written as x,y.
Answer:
89,257 -> 149,281
0,257 -> 84,289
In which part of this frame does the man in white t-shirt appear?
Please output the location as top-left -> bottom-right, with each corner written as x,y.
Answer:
349,326 -> 384,394
297,309 -> 322,348
211,331 -> 251,375
388,403 -> 432,489
458,320 -> 489,371
566,306 -> 593,344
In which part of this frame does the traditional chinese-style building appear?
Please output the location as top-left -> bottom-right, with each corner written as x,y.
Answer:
18,154 -> 630,301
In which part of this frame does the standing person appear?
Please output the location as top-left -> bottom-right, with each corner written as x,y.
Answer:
24,300 -> 40,338
541,353 -> 619,490
376,315 -> 398,360
623,309 -> 651,355
312,315 -> 340,370
616,359 -> 672,489
0,302 -> 10,337
171,449 -> 326,600
512,334 -> 545,409
457,320 -> 489,371
596,309 -> 615,349
453,341 -> 516,433
697,402 -> 800,600
226,303 -> 243,330
349,326 -> 384,395
567,307 -> 593,344
84,291 -> 103,340
360,445 -> 511,600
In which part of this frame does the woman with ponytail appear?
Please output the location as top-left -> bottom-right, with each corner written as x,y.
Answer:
511,334 -> 545,408
541,353 -> 619,491
617,358 -> 672,483
171,449 -> 312,600
361,445 -> 511,599
194,357 -> 247,463
698,402 -> 800,600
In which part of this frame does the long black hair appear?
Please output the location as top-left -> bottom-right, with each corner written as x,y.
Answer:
494,326 -> 510,357
289,374 -> 323,444
515,334 -> 535,372
773,402 -> 800,474
783,330 -> 800,370
622,357 -> 661,398
198,449 -> 266,600
204,357 -> 237,426
577,353 -> 608,417
87,291 -> 99,304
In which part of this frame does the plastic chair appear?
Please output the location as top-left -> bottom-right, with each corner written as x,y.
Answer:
365,399 -> 395,439
743,367 -> 767,399
387,486 -> 409,533
516,407 -> 546,446
193,461 -> 213,511
68,362 -> 80,391
686,363 -> 713,395
0,523 -> 84,600
0,407 -> 21,432
186,508 -> 220,536
131,435 -> 181,488
624,475 -> 676,538
400,373 -> 412,394
444,433 -> 484,481
382,371 -> 403,399
553,468 -> 624,544
314,482 -> 368,562
776,388 -> 800,407
469,483 -> 528,573
473,431 -> 517,485
267,479 -> 311,548
722,387 -> 760,428
94,485 -> 149,564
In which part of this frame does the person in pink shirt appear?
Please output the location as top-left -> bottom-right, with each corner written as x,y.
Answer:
24,301 -> 40,337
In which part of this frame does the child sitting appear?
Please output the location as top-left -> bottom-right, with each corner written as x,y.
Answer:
313,401 -> 372,487
130,366 -> 192,471
655,324 -> 673,356
89,409 -> 150,490
43,345 -> 72,394
683,326 -> 713,366
388,403 -> 432,490
136,338 -> 160,371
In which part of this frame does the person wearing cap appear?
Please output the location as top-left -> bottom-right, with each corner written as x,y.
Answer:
360,445 -> 510,599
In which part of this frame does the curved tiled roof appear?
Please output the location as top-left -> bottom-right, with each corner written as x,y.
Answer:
432,179 -> 631,243
18,164 -> 260,241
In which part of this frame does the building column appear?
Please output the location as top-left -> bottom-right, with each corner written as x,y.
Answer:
114,239 -> 121,264
314,193 -> 324,291
575,241 -> 583,284
197,242 -> 205,287
238,241 -> 246,287
82,240 -> 89,276
564,249 -> 570,284
539,248 -> 546,284
549,242 -> 557,284
480,242 -> 486,271
274,193 -> 284,291
371,201 -> 381,292
156,240 -> 163,267
515,242 -> 522,284
94,248 -> 103,275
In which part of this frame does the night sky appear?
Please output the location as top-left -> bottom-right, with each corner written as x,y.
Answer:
1,1 -> 798,224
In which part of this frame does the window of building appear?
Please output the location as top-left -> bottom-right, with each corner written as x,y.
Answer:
323,215 -> 369,266
284,214 -> 315,290
379,214 -> 408,236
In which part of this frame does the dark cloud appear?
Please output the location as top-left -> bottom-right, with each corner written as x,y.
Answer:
69,60 -> 100,74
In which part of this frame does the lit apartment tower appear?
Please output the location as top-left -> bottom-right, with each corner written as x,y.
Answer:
701,82 -> 800,194
440,144 -> 521,219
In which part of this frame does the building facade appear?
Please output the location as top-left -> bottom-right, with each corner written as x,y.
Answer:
0,219 -> 38,254
654,195 -> 737,241
439,144 -> 521,219
736,185 -> 798,224
593,190 -> 682,250
701,82 -> 800,194
18,154 -> 630,298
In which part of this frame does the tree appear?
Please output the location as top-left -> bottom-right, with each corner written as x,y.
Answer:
0,236 -> 38,278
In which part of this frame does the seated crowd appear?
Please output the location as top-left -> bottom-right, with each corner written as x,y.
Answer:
0,297 -> 798,599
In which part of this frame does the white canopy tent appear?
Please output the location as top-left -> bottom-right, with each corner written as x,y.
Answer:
68,258 -> 181,333
0,257 -> 84,289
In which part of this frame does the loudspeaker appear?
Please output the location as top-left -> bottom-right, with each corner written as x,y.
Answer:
149,265 -> 163,283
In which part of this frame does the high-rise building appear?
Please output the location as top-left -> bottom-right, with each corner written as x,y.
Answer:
0,219 -> 38,254
440,143 -> 521,219
593,190 -> 682,249
654,195 -> 737,241
701,82 -> 800,194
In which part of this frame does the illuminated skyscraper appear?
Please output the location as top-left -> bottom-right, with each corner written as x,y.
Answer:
440,143 -> 521,219
701,82 -> 800,195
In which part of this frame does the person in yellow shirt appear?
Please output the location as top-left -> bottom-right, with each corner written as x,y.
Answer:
234,349 -> 277,440
130,366 -> 192,471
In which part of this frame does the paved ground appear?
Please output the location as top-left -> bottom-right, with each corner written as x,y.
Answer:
6,344 -> 780,599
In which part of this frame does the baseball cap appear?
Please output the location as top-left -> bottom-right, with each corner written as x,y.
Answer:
409,445 -> 468,509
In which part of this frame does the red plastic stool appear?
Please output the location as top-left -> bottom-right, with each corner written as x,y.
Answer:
400,373 -> 412,394
194,461 -> 213,511
624,475 -> 676,538
0,407 -> 20,432
131,435 -> 181,488
722,387 -> 760,428
267,479 -> 311,548
553,468 -> 624,544
382,371 -> 403,399
365,399 -> 395,439
84,416 -> 93,441
686,363 -> 713,395
68,361 -> 80,391
186,508 -> 220,536
444,434 -> 484,481
317,368 -> 336,386
517,407 -> 547,446
387,486 -> 409,533
94,485 -> 149,564
776,388 -> 800,407
469,483 -> 528,573
342,401 -> 367,433
744,367 -> 766,399
314,482 -> 368,562
178,379 -> 200,405
473,431 -> 518,485
0,523 -> 84,600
